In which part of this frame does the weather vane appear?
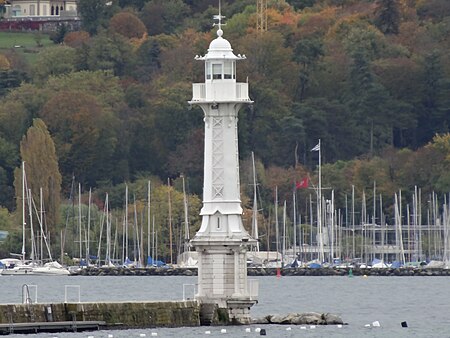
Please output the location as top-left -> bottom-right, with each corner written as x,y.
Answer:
213,0 -> 226,31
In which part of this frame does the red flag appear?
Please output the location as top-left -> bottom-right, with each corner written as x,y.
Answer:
296,177 -> 309,189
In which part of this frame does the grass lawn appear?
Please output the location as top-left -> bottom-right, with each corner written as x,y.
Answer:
0,31 -> 53,64
0,31 -> 52,49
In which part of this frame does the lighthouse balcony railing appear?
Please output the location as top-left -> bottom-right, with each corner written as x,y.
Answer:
192,83 -> 250,102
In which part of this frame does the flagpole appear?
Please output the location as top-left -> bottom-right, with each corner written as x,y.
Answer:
310,140 -> 323,263
318,139 -> 324,263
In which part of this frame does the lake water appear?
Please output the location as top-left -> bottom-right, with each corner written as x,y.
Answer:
1,274 -> 449,337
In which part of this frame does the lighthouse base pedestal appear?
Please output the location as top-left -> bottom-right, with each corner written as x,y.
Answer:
226,298 -> 258,324
199,299 -> 257,325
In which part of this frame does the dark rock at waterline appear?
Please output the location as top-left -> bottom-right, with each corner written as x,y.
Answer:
70,266 -> 450,277
252,312 -> 344,325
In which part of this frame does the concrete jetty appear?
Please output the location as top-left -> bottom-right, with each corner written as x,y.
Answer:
0,301 -> 201,334
0,301 -> 345,334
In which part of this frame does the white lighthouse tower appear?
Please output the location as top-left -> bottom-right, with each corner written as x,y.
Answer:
189,10 -> 258,324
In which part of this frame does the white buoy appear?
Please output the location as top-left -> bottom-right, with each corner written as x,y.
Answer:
221,329 -> 227,333
365,324 -> 371,327
108,335 -> 114,338
139,334 -> 146,337
310,325 -> 316,329
151,333 -> 158,337
245,328 -> 251,332
255,328 -> 261,333
286,327 -> 291,331
87,336 -> 94,338
205,331 -> 211,335
337,324 -> 342,328
300,326 -> 306,330
372,321 -> 380,327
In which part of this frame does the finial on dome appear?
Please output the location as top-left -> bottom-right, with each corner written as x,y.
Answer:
217,29 -> 223,37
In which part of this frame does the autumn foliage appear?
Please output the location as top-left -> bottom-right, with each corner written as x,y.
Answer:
109,11 -> 147,39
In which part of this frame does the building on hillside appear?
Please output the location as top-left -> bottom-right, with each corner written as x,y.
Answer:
2,0 -> 78,18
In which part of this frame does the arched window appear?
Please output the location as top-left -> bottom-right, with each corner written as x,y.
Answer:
51,5 -> 54,15
12,5 -> 22,16
55,6 -> 59,15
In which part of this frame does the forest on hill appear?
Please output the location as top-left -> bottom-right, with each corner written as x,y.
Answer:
0,0 -> 449,262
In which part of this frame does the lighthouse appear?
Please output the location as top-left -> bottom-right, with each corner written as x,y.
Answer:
189,11 -> 258,324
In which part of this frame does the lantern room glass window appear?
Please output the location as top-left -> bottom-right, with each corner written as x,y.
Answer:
212,64 -> 222,79
206,63 -> 211,80
224,62 -> 232,79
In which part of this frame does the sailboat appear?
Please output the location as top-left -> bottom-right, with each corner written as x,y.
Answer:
2,162 -> 69,276
177,175 -> 198,268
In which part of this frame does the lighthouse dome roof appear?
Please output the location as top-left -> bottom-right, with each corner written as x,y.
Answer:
205,29 -> 239,60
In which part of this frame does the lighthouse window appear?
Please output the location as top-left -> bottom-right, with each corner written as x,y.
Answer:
212,64 -> 222,79
224,62 -> 232,79
206,64 -> 211,79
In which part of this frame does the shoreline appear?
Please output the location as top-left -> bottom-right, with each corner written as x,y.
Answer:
70,266 -> 450,277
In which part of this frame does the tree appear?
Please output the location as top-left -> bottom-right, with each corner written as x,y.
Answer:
293,36 -> 324,101
15,118 -> 62,233
50,23 -> 68,44
31,46 -> 77,84
118,0 -> 147,10
287,0 -> 316,10
374,0 -> 400,35
0,137 -> 18,210
64,31 -> 90,48
40,91 -> 119,188
0,54 -> 10,70
0,70 -> 27,97
131,38 -> 161,82
417,51 -> 450,146
140,0 -> 191,36
77,0 -> 118,35
84,31 -> 135,76
109,11 -> 147,39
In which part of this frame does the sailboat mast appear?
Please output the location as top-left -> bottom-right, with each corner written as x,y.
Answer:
283,200 -> 286,265
78,183 -> 82,263
28,188 -> 35,263
251,152 -> 259,251
133,195 -> 140,265
168,178 -> 173,264
152,215 -> 155,265
352,185 -> 355,260
373,181 -> 376,262
40,187 -> 43,262
182,175 -> 190,252
275,187 -> 279,265
147,181 -> 151,259
106,193 -> 110,265
87,188 -> 91,265
293,190 -> 296,262
22,162 -> 26,262
125,184 -> 129,261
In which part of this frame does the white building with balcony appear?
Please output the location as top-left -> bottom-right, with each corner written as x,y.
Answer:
2,0 -> 77,18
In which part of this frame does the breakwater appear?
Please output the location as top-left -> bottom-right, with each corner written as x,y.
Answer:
0,301 -> 200,331
72,266 -> 450,277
